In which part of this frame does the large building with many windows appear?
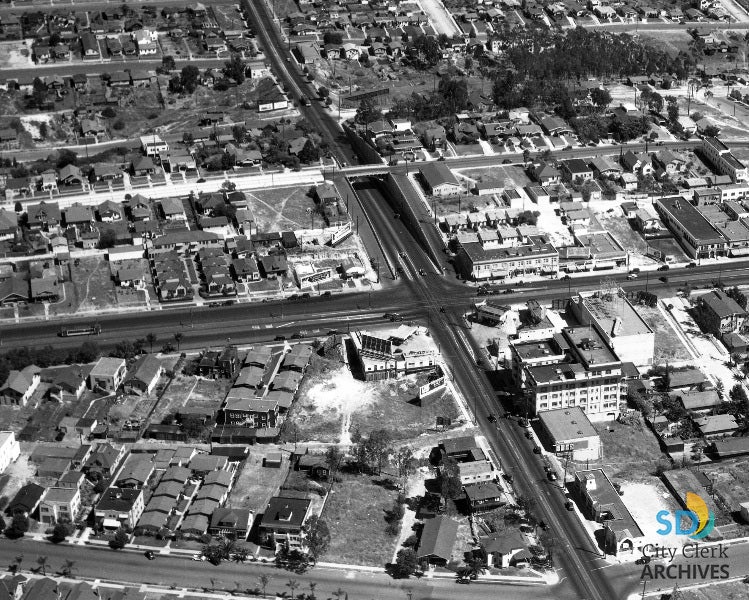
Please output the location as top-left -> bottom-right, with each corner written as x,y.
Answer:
701,137 -> 748,183
456,236 -> 558,281
523,326 -> 623,420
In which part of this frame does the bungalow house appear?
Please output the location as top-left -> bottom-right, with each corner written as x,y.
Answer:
132,156 -> 156,177
80,32 -> 100,59
464,482 -> 506,513
127,195 -> 151,221
417,516 -> 459,568
114,455 -> 155,488
420,163 -> 462,197
83,443 -> 126,477
209,507 -> 252,539
64,203 -> 94,231
0,209 -> 18,241
97,200 -> 124,223
160,197 -> 187,222
424,125 -> 447,150
7,483 -> 45,517
591,157 -> 622,177
124,354 -> 163,395
481,529 -> 528,568
532,162 -> 561,185
43,365 -> 88,402
93,163 -> 122,181
0,366 -> 41,406
57,165 -> 86,185
295,453 -> 329,480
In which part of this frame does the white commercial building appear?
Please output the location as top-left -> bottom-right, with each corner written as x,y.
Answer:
568,288 -> 654,367
537,407 -> 602,461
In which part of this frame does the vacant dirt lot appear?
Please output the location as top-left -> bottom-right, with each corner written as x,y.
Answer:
288,358 -> 460,444
246,185 -> 316,232
321,472 -> 399,566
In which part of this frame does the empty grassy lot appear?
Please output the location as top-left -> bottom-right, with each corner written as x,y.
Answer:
579,416 -> 665,480
634,304 -> 692,362
245,186 -> 316,232
457,165 -> 533,188
227,450 -> 290,515
69,257 -> 118,312
287,358 -> 461,443
321,472 -> 399,566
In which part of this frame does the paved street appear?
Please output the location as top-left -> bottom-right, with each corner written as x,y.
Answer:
0,539 -> 567,600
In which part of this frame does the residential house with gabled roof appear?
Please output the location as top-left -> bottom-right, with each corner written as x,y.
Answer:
0,365 -> 41,406
115,454 -> 155,488
64,203 -> 94,230
132,156 -> 156,176
532,162 -> 561,185
7,483 -> 45,516
58,164 -> 84,185
124,354 -> 163,395
81,444 -> 124,481
417,515 -> 459,567
97,200 -> 124,222
209,507 -> 252,539
42,364 -> 88,402
0,277 -> 28,306
160,197 -> 187,222
0,209 -> 18,242
697,288 -> 748,335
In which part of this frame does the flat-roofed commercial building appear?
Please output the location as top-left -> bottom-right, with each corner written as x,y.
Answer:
568,289 -> 654,366
702,137 -> 748,183
538,407 -> 602,461
656,196 -> 728,259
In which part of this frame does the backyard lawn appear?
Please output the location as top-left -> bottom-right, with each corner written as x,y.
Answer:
321,472 -> 399,566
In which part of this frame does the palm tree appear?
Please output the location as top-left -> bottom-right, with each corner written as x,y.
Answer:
308,582 -> 317,600
174,332 -> 184,352
37,556 -> 49,576
218,537 -> 236,560
146,332 -> 157,353
60,559 -> 76,578
258,575 -> 270,598
286,579 -> 299,599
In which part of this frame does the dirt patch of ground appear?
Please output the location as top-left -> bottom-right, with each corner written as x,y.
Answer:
227,449 -> 291,515
321,472 -> 399,566
245,185 -> 316,232
289,362 -> 460,443
635,304 -> 693,362
69,256 -> 118,312
572,416 -> 665,481
0,443 -> 38,502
